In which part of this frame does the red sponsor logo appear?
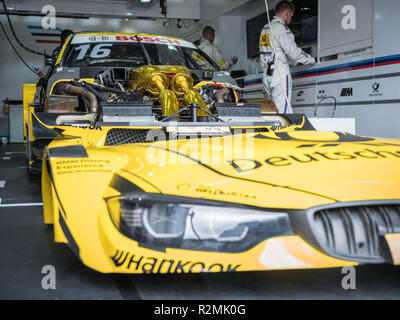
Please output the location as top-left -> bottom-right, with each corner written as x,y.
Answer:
115,35 -> 181,45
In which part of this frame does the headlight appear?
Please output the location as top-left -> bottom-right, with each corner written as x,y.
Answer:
106,193 -> 292,253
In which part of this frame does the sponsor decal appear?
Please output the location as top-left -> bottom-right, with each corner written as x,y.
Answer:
110,249 -> 241,273
340,87 -> 353,97
71,35 -> 196,48
176,182 -> 256,199
254,131 -> 375,144
295,90 -> 305,102
260,33 -> 271,48
317,89 -> 326,100
73,125 -> 102,130
229,147 -> 400,170
369,82 -> 383,97
55,158 -> 111,175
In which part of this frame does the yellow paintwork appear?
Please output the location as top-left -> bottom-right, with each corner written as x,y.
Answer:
49,78 -> 96,95
385,234 -> 400,265
23,30 -> 400,274
23,84 -> 36,142
55,34 -> 72,66
37,126 -> 400,273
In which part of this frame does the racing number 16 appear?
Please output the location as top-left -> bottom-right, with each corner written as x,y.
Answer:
75,44 -> 113,60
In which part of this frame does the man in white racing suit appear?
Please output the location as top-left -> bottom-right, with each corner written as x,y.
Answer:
260,1 -> 315,113
199,26 -> 238,71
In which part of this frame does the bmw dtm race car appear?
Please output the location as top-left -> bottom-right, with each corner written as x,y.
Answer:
23,32 -> 400,274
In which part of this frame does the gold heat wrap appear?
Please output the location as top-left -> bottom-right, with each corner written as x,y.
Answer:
128,65 -> 211,117
146,72 -> 179,116
128,66 -> 181,116
171,72 -> 210,117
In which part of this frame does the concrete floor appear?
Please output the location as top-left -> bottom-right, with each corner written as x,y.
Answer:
0,143 -> 399,300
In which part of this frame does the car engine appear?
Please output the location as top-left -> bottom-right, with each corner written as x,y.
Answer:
45,65 -> 241,124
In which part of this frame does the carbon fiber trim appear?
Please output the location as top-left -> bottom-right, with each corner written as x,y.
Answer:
48,145 -> 88,158
58,209 -> 81,261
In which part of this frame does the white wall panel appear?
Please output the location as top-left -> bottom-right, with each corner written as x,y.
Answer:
200,0 -> 251,21
373,0 -> 400,57
218,15 -> 242,71
319,0 -> 373,57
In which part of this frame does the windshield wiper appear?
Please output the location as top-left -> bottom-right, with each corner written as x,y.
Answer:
135,35 -> 152,65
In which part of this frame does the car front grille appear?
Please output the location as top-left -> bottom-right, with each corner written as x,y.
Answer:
312,204 -> 400,262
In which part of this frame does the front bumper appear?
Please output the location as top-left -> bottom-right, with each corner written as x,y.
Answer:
86,199 -> 400,274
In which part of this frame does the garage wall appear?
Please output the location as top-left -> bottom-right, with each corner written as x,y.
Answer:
170,0 -> 273,74
0,14 -> 172,100
174,0 -> 278,75
0,0 -> 273,102
6,0 -> 201,20
172,15 -> 242,72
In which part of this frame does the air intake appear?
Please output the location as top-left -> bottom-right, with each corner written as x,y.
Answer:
104,129 -> 155,146
291,202 -> 400,263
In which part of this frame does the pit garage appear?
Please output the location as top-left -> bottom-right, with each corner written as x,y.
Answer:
1,0 -> 400,301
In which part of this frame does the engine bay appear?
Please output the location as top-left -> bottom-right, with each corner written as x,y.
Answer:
44,65 -> 244,125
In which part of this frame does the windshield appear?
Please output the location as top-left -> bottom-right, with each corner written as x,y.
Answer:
63,42 -> 220,70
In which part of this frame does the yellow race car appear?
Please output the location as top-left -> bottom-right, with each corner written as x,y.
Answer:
23,32 -> 400,274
